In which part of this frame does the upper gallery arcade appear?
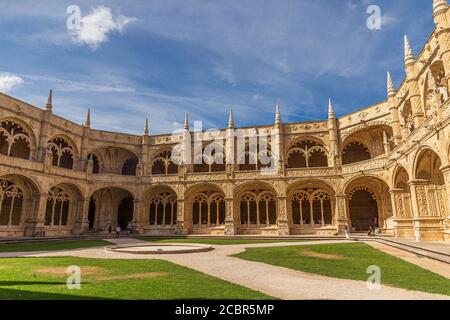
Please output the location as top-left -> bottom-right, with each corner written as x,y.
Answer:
0,0 -> 449,241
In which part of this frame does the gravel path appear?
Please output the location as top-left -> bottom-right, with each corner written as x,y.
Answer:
3,238 -> 448,300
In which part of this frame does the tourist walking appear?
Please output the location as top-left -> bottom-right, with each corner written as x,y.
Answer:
368,226 -> 374,236
115,225 -> 121,238
344,225 -> 350,239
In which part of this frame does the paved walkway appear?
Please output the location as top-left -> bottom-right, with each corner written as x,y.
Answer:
2,238 -> 448,300
366,241 -> 450,279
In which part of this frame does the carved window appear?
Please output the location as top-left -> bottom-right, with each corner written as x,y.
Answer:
0,120 -> 31,160
45,187 -> 70,226
151,151 -> 178,175
0,179 -> 23,226
149,192 -> 177,227
239,190 -> 276,226
291,189 -> 332,227
48,137 -> 74,169
192,191 -> 225,226
287,140 -> 328,168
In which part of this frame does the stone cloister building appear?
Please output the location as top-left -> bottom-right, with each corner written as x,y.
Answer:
1,1 -> 450,241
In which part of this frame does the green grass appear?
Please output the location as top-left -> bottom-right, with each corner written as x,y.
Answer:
0,257 -> 272,300
141,238 -> 307,245
0,240 -> 110,252
233,242 -> 450,296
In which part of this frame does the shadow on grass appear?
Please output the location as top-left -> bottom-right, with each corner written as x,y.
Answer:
0,281 -> 66,286
0,287 -> 107,300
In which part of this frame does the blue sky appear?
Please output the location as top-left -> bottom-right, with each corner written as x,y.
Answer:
0,0 -> 436,134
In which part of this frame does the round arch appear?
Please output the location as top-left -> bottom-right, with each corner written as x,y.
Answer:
89,187 -> 135,231
344,175 -> 393,231
0,173 -> 40,233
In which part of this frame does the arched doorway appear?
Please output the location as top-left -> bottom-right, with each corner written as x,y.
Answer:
348,188 -> 378,231
345,176 -> 393,233
88,197 -> 96,229
117,196 -> 134,229
89,187 -> 134,231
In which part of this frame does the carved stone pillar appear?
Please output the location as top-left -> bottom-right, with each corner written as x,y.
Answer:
390,188 -> 414,238
276,196 -> 289,236
224,197 -> 235,235
24,192 -> 48,237
132,199 -> 142,234
409,180 -> 444,241
73,198 -> 90,235
175,199 -> 188,235
335,194 -> 348,234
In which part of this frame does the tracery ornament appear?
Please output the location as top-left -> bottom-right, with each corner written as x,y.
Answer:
151,151 -> 179,175
348,187 -> 377,200
45,187 -> 70,227
149,192 -> 177,227
0,179 -> 24,226
192,191 -> 225,227
239,190 -> 276,227
0,120 -> 31,159
291,189 -> 332,227
47,137 -> 74,169
287,140 -> 328,168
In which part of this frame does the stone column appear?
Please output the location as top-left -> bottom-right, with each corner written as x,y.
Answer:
175,199 -> 188,235
224,197 -> 235,235
441,166 -> 450,217
409,180 -> 444,241
73,198 -> 90,235
390,188 -> 413,238
132,199 -> 142,234
276,196 -> 289,236
24,192 -> 48,237
335,194 -> 348,234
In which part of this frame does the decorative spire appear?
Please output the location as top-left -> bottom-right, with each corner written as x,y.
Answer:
387,72 -> 396,96
328,98 -> 335,117
275,103 -> 282,125
183,113 -> 189,130
228,108 -> 234,129
143,117 -> 149,135
404,35 -> 415,65
85,108 -> 91,128
434,0 -> 448,15
45,89 -> 53,111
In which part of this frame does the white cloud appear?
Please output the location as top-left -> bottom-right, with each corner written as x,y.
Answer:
70,6 -> 136,50
0,74 -> 24,92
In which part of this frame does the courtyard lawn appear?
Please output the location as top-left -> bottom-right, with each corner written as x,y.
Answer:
0,257 -> 272,300
141,238 -> 308,245
0,240 -> 110,253
233,242 -> 450,296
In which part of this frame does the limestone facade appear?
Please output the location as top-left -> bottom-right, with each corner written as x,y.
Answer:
0,1 -> 450,241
